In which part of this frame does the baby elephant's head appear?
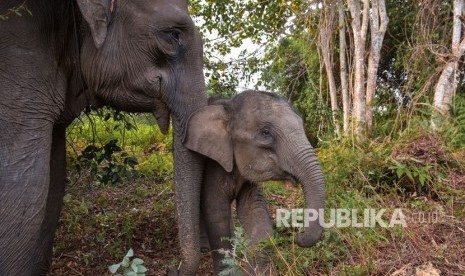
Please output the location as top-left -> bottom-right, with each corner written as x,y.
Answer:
184,90 -> 325,247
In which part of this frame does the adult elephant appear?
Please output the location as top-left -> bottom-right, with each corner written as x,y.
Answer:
0,0 -> 206,275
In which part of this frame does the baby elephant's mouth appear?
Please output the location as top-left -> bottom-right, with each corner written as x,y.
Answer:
283,174 -> 299,187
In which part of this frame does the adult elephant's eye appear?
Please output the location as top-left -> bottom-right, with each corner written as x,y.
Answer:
165,30 -> 182,46
171,31 -> 180,43
156,29 -> 184,58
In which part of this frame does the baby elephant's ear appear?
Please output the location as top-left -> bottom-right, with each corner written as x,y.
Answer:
184,105 -> 233,173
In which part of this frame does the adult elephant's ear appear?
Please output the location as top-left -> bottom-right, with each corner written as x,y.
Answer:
76,0 -> 113,49
184,105 -> 234,173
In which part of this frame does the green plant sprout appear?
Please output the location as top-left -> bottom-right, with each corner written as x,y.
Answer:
109,249 -> 148,276
218,226 -> 252,276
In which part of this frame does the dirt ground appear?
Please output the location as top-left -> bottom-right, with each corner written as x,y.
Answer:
49,177 -> 214,276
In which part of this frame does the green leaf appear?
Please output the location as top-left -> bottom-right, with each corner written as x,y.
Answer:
396,168 -> 404,179
131,262 -> 139,273
124,157 -> 139,167
132,258 -> 144,265
405,170 -> 414,182
419,173 -> 426,186
109,263 -> 121,274
121,256 -> 130,267
126,248 -> 134,258
136,265 -> 148,273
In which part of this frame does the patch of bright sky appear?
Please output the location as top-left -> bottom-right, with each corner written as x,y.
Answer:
191,1 -> 300,92
192,9 -> 267,92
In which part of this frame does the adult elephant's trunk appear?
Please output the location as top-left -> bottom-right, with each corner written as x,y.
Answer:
285,141 -> 325,247
172,117 -> 204,275
169,48 -> 208,275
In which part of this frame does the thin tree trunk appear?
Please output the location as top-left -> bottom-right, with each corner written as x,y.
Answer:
432,0 -> 465,130
338,0 -> 350,137
347,0 -> 369,142
366,0 -> 388,136
432,61 -> 458,124
319,1 -> 341,137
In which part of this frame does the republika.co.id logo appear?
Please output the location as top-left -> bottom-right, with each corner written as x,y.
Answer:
276,208 -> 408,228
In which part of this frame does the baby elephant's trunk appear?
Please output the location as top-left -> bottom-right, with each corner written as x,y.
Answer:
287,144 -> 325,247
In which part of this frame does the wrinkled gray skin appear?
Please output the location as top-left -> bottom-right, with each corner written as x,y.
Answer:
185,91 -> 325,275
0,1 -> 206,275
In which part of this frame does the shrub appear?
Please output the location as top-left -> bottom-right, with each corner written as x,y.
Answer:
74,139 -> 141,185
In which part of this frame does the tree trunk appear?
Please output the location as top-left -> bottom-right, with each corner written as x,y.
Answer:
365,0 -> 388,137
432,61 -> 458,129
432,0 -> 465,130
347,0 -> 369,142
319,1 -> 341,137
338,0 -> 350,137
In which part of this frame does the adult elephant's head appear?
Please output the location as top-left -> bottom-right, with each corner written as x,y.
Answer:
76,0 -> 207,274
186,91 -> 325,247
78,0 -> 206,129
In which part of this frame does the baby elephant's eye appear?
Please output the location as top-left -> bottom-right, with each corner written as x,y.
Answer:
257,128 -> 274,147
261,129 -> 272,137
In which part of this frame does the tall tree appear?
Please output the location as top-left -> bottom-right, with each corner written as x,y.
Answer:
366,0 -> 389,136
338,0 -> 350,136
347,0 -> 370,141
346,0 -> 388,141
319,0 -> 341,137
432,0 -> 465,130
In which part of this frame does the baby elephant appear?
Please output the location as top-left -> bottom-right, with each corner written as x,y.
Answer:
184,91 -> 325,275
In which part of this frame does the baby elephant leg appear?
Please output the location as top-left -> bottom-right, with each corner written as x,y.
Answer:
202,195 -> 234,275
236,183 -> 274,275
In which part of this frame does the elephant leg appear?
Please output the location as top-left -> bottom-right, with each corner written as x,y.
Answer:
202,201 -> 233,275
200,205 -> 237,268
200,164 -> 234,274
0,121 -> 53,275
34,125 -> 67,274
236,183 -> 274,275
200,205 -> 232,254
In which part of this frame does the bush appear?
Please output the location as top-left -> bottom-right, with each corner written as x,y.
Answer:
74,139 -> 141,185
